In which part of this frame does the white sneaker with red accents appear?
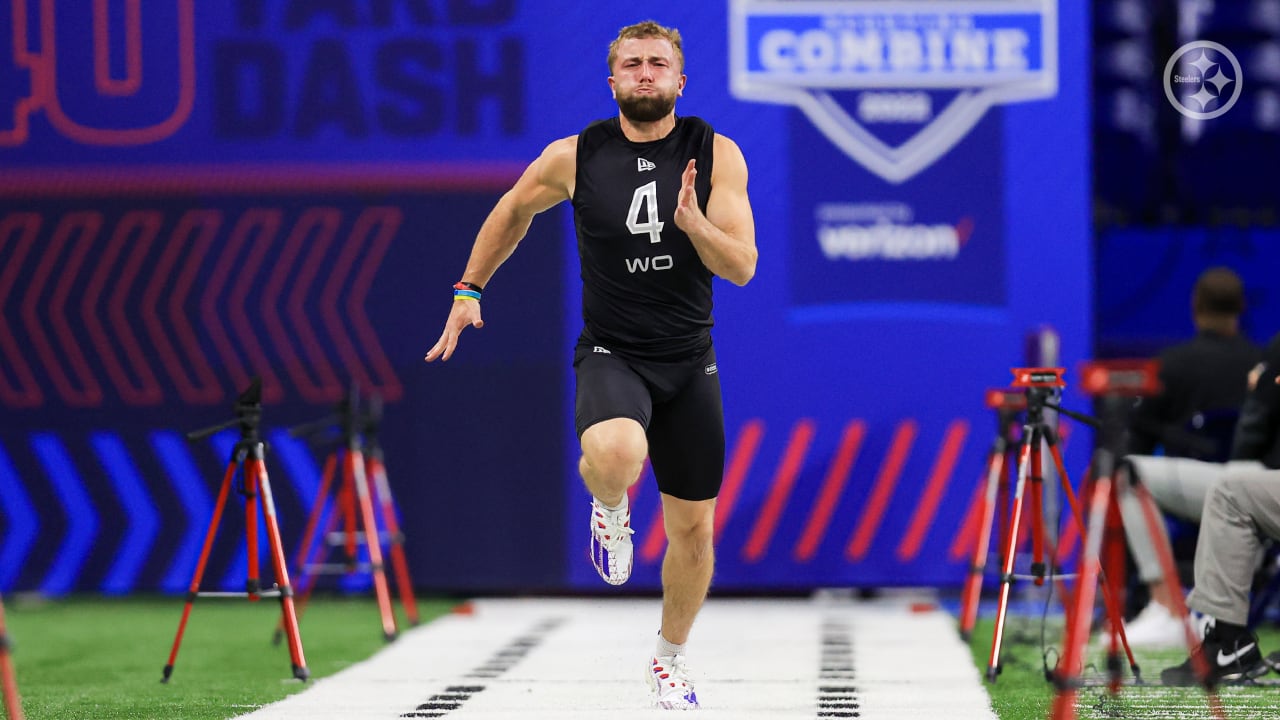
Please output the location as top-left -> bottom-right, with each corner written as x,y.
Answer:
589,497 -> 633,585
647,654 -> 699,710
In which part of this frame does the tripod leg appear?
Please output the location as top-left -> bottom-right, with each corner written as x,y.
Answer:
1051,469 -> 1113,720
368,456 -> 420,626
291,453 -> 338,587
250,456 -> 310,682
340,449 -> 359,570
1048,442 -> 1092,554
1053,465 -> 1094,577
1028,435 -> 1080,642
987,437 -> 1034,682
245,463 -> 262,599
274,453 -> 339,644
1028,436 -> 1046,586
960,443 -> 1005,640
1101,480 -> 1132,691
996,445 -> 1013,571
350,451 -> 398,640
163,461 -> 238,683
0,595 -> 24,720
290,489 -> 342,624
1047,442 -> 1134,674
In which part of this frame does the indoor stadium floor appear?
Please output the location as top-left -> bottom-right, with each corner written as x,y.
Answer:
238,595 -> 996,719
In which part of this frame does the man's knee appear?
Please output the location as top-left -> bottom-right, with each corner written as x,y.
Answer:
581,419 -> 647,477
1202,473 -> 1263,528
1213,472 -> 1255,513
670,531 -> 713,566
664,502 -> 715,556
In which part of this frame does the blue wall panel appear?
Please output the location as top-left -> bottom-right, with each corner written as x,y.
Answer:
0,1 -> 1091,593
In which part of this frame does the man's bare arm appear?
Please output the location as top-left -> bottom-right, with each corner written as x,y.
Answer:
672,134 -> 757,286
458,136 -> 577,287
425,136 -> 576,362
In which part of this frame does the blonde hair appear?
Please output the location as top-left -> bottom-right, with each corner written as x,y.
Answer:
607,20 -> 684,73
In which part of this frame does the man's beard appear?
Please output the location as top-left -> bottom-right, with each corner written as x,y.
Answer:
616,91 -> 676,123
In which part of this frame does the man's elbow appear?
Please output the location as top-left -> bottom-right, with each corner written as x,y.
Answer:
726,250 -> 758,286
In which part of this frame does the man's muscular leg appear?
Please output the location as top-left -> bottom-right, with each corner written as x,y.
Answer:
658,494 -> 716,644
579,417 -> 647,504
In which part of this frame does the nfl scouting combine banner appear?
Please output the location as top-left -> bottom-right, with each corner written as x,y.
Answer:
732,0 -> 1055,310
0,1 -> 1089,594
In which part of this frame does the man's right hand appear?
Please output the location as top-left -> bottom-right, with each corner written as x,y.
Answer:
424,300 -> 484,362
1249,363 -> 1265,391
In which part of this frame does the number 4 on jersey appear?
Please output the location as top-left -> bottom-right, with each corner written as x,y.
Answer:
626,181 -> 664,243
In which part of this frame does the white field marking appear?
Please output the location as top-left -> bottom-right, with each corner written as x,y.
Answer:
237,596 -> 996,719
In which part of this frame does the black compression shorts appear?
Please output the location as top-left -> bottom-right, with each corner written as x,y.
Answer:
573,341 -> 725,501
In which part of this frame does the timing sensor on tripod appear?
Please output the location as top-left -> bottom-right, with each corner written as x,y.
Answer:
983,388 -> 1029,412
1078,358 -> 1163,398
1010,366 -> 1066,389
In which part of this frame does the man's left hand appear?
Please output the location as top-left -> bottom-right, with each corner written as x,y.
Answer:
673,159 -> 705,233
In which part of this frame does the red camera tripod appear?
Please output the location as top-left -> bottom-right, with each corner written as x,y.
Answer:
283,385 -> 418,643
1050,359 -> 1224,719
162,378 -> 309,683
0,594 -> 23,720
957,387 -> 1025,641
985,368 -> 1134,683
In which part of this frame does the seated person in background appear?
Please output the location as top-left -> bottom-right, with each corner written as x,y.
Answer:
1127,267 -> 1259,456
1161,372 -> 1280,686
1113,267 -> 1263,647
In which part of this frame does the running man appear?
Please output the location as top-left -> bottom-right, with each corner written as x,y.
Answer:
425,19 -> 756,710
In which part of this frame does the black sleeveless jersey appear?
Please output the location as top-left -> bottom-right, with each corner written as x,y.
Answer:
573,115 -> 715,362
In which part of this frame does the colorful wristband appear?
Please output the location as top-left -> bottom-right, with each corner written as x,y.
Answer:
453,281 -> 482,301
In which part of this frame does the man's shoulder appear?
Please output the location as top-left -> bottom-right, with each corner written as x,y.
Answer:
680,115 -> 713,132
676,117 -> 739,155
712,132 -> 743,154
528,135 -> 578,195
545,135 -> 579,155
681,116 -> 728,147
539,135 -> 579,168
574,118 -> 621,158
1158,333 -> 1261,373
579,117 -> 619,142
1156,338 -> 1212,376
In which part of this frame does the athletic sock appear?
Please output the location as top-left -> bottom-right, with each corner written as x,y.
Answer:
656,633 -> 685,659
1213,618 -> 1249,645
598,495 -> 628,513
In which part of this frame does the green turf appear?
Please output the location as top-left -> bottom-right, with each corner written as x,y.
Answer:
967,614 -> 1280,720
2,593 -> 455,720
11,594 -> 1280,719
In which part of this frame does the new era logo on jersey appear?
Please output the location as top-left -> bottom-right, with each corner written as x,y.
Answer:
637,158 -> 656,172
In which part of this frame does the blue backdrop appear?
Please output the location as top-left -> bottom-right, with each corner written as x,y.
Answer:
0,1 -> 1092,594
